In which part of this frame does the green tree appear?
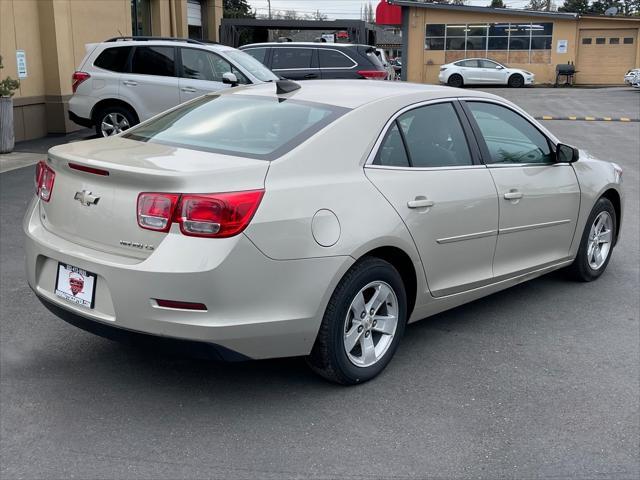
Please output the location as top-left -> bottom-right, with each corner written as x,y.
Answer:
526,0 -> 549,10
490,0 -> 506,7
223,0 -> 255,18
559,0 -> 590,13
0,55 -> 20,98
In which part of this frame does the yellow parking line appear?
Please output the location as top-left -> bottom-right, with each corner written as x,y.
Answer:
620,117 -> 631,122
568,116 -> 577,120
542,115 -> 553,120
585,116 -> 595,121
603,117 -> 612,121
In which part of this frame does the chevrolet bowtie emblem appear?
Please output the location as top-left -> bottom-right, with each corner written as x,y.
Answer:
74,190 -> 100,206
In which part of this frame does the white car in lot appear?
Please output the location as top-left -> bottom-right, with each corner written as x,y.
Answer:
624,68 -> 639,86
439,58 -> 534,88
27,80 -> 623,384
68,36 -> 279,137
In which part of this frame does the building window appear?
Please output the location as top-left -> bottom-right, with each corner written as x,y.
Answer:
623,37 -> 634,44
609,38 -> 620,45
582,38 -> 592,45
187,0 -> 204,40
425,22 -> 553,56
595,38 -> 606,44
131,0 -> 151,36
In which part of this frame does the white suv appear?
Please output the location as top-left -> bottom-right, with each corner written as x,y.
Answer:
68,37 -> 279,137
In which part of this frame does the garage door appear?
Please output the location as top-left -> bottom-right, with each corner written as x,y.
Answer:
577,29 -> 637,84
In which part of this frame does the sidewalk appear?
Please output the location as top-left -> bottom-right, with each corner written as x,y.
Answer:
0,128 -> 94,174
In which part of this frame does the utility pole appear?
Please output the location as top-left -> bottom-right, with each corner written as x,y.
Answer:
268,0 -> 272,19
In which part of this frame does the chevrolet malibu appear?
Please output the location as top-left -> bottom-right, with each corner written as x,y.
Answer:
25,80 -> 623,384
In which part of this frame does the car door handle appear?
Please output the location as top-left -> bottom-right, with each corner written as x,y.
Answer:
122,80 -> 138,86
504,191 -> 524,200
304,73 -> 318,79
407,198 -> 435,209
180,87 -> 197,93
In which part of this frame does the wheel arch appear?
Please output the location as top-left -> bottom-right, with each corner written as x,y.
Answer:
358,246 -> 418,319
600,188 -> 622,245
91,98 -> 140,125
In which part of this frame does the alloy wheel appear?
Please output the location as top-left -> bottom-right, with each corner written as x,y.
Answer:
587,211 -> 613,270
100,112 -> 130,137
343,281 -> 399,368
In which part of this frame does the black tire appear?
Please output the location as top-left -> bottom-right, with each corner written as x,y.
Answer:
567,197 -> 617,282
308,257 -> 407,385
94,105 -> 137,137
447,74 -> 464,88
508,74 -> 525,88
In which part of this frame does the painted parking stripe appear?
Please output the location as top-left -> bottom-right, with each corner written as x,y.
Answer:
535,116 -> 640,122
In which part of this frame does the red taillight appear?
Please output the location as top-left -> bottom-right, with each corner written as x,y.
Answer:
176,190 -> 264,238
35,160 -> 55,202
71,71 -> 90,93
358,70 -> 387,80
137,193 -> 180,232
136,190 -> 264,238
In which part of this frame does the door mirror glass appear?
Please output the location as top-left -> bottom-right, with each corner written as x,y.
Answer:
495,65 -> 504,69
557,143 -> 579,163
222,72 -> 238,86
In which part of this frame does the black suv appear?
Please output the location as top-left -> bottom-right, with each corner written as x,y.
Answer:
239,42 -> 388,81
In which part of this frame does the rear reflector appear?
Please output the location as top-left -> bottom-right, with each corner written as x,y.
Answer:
72,71 -> 90,93
69,162 -> 110,176
35,160 -> 55,202
358,70 -> 387,80
137,193 -> 180,232
154,299 -> 207,311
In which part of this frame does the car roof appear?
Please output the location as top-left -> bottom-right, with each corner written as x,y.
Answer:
241,42 -> 368,49
223,79 -> 500,109
96,39 -> 232,52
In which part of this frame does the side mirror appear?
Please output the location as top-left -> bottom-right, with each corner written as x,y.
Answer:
557,143 -> 579,163
222,72 -> 239,87
495,65 -> 504,70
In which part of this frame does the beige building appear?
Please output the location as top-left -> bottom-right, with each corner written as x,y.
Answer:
390,2 -> 640,86
1,0 -> 223,142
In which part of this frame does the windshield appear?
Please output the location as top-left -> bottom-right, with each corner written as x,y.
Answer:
123,94 -> 348,160
225,50 -> 279,82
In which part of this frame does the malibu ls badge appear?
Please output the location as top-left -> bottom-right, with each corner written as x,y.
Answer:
74,190 -> 100,207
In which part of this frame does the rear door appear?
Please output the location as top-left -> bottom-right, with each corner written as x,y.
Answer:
270,47 -> 319,80
178,47 -> 250,103
365,101 -> 499,297
462,100 -> 580,277
318,48 -> 358,79
120,45 -> 180,120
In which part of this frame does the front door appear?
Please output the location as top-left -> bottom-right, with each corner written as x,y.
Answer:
478,59 -> 508,84
463,101 -> 580,277
178,47 -> 240,103
365,101 -> 499,297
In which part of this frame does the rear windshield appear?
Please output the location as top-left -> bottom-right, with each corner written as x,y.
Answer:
123,94 -> 348,160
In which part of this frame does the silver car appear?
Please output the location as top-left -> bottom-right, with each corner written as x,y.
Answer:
26,80 -> 623,384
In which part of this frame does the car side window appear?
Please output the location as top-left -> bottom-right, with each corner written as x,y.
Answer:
181,48 -> 215,80
131,46 -> 176,77
396,103 -> 473,168
271,48 -> 313,70
459,60 -> 479,68
209,53 -> 249,84
372,122 -> 410,167
244,47 -> 268,65
319,49 -> 354,68
479,59 -> 499,69
467,102 -> 553,165
94,47 -> 132,72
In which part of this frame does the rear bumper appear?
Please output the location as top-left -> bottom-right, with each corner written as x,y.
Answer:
24,198 -> 353,359
68,110 -> 93,129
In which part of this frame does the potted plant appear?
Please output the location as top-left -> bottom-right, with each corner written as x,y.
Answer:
0,55 -> 21,154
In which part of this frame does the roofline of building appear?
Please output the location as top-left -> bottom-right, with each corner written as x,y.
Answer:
220,18 -> 367,28
388,1 -> 578,20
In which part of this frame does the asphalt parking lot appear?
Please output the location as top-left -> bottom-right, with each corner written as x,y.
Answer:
1,87 -> 638,480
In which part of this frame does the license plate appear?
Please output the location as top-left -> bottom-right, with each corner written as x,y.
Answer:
54,263 -> 97,309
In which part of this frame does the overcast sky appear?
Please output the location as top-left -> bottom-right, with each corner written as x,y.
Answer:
246,0 -> 532,19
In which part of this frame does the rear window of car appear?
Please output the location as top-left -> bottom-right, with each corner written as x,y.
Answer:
123,94 -> 348,160
319,49 -> 355,68
131,46 -> 176,77
94,46 -> 132,72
